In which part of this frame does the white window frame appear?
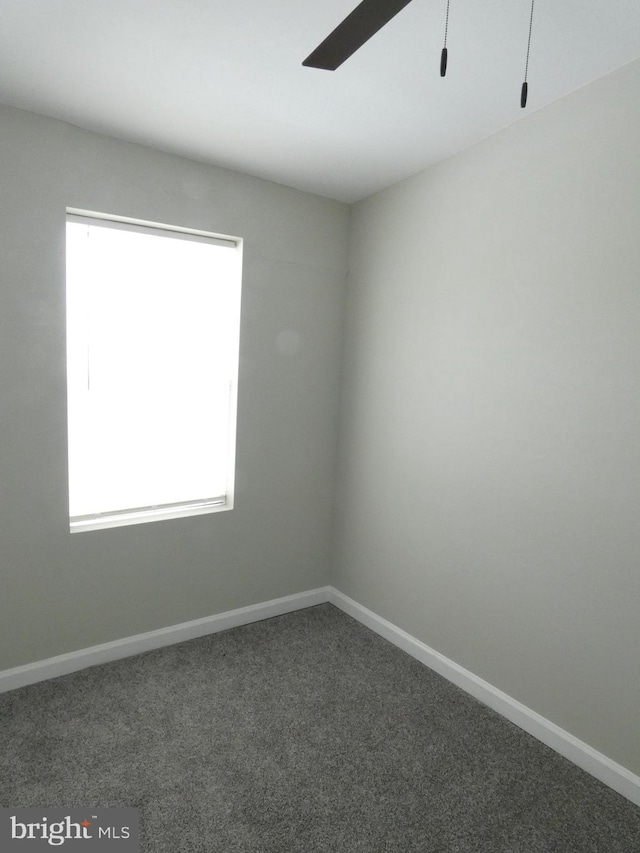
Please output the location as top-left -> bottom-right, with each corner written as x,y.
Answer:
65,209 -> 242,533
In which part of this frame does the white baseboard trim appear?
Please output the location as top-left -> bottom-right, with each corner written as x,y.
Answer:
0,586 -> 331,695
327,586 -> 640,808
2,583 -> 638,807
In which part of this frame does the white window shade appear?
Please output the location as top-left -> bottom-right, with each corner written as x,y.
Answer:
66,213 -> 242,532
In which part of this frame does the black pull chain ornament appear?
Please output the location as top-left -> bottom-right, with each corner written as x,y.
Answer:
521,0 -> 535,107
441,0 -> 450,76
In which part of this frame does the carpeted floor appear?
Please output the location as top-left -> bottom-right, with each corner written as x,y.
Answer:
1,603 -> 639,852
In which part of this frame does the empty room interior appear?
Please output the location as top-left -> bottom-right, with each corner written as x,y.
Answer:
1,1 -> 639,850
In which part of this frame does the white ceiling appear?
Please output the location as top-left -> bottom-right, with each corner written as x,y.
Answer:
1,1 -> 640,202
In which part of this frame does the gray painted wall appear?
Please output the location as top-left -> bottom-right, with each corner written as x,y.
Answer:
334,60 -> 640,775
0,104 -> 349,670
3,59 -> 640,781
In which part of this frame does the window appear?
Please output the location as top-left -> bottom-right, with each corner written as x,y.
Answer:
65,210 -> 242,533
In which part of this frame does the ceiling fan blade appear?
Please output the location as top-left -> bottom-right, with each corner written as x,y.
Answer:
303,0 -> 415,70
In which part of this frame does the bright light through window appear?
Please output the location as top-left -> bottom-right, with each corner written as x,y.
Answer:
65,212 -> 242,532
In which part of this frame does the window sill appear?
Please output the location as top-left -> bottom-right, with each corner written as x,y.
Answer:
70,498 -> 231,533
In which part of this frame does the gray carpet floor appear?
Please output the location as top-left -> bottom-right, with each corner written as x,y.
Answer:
1,603 -> 639,852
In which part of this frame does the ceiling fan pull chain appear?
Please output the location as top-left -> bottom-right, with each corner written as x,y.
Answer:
441,0 -> 451,76
521,0 -> 535,107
